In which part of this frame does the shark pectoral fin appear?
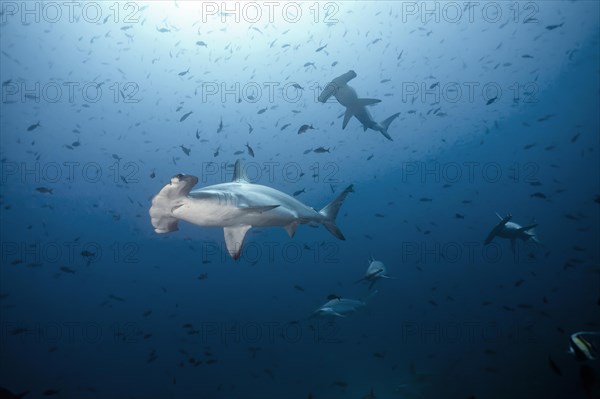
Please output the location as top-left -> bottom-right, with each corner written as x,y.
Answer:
239,205 -> 279,213
223,225 -> 252,260
331,311 -> 346,318
284,221 -> 299,238
357,98 -> 381,106
484,231 -> 496,245
342,108 -> 353,129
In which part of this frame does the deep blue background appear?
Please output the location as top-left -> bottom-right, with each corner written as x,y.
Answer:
1,2 -> 599,398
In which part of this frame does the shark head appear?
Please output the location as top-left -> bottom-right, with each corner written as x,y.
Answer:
149,174 -> 199,233
318,70 -> 357,103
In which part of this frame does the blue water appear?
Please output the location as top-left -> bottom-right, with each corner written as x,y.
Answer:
1,2 -> 599,399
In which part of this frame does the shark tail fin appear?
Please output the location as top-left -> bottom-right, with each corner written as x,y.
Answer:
149,174 -> 198,233
379,112 -> 400,141
318,184 -> 354,240
526,226 -> 541,244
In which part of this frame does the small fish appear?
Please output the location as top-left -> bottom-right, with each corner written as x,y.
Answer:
568,331 -> 599,361
280,123 -> 291,131
217,118 -> 223,133
548,355 -> 562,376
294,285 -> 305,292
27,121 -> 41,131
303,149 -> 312,155
313,147 -> 329,153
419,197 -> 432,202
156,27 -> 170,33
178,68 -> 190,76
455,213 -> 465,219
486,96 -> 498,105
179,111 -> 193,122
81,250 -> 95,257
293,189 -> 305,197
196,41 -> 207,47
303,62 -> 316,68
213,146 -> 220,157
195,129 -> 200,139
143,309 -> 152,317
36,187 -> 53,194
531,192 -> 547,199
291,83 -> 304,90
571,133 -> 581,143
150,171 -> 155,179
257,108 -> 267,114
234,150 -> 244,155
11,327 -> 29,335
248,123 -> 254,134
60,266 -> 75,274
178,145 -> 191,156
246,143 -> 255,157
545,22 -> 564,30
537,114 -> 555,122
367,154 -> 374,161
315,44 -> 327,52
297,124 -> 314,134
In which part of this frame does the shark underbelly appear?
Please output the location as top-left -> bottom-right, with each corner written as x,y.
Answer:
174,198 -> 319,228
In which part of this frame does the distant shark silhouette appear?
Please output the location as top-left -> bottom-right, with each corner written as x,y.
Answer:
355,257 -> 393,290
311,290 -> 378,318
318,70 -> 400,140
484,212 -> 540,252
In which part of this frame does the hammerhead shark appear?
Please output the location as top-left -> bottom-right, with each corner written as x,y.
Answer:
150,160 -> 354,259
318,70 -> 400,140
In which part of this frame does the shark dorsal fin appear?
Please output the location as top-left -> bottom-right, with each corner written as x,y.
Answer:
232,160 -> 250,183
